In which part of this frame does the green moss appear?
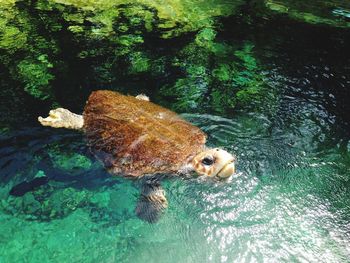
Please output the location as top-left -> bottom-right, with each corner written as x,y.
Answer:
68,25 -> 84,33
33,0 -> 244,40
128,51 -> 150,74
0,26 -> 27,51
263,0 -> 350,28
1,186 -> 92,221
212,64 -> 231,82
0,2 -> 28,52
234,43 -> 257,71
195,28 -> 217,48
0,0 -> 279,118
159,30 -> 276,114
236,85 -> 261,103
0,0 -> 347,119
115,35 -> 144,56
162,76 -> 209,111
0,1 -> 61,103
17,55 -> 54,100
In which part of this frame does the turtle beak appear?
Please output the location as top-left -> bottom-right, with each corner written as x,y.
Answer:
217,159 -> 235,178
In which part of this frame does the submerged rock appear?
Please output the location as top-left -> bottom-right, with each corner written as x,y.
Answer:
47,145 -> 92,172
2,185 -> 92,221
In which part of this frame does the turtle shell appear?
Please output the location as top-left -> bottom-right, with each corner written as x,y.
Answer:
83,90 -> 207,177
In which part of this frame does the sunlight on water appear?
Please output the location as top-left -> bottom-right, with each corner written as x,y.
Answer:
0,2 -> 350,260
1,79 -> 349,262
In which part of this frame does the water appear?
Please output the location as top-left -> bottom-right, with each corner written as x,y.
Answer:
1,1 -> 350,263
1,90 -> 349,262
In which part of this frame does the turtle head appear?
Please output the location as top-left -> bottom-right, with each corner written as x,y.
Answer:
191,148 -> 235,178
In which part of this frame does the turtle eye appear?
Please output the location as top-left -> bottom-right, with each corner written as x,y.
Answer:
202,156 -> 214,166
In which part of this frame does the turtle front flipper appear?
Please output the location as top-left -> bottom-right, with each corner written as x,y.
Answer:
135,177 -> 168,223
38,108 -> 84,130
135,94 -> 149,101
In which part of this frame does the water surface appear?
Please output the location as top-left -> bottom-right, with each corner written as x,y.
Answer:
1,1 -> 350,262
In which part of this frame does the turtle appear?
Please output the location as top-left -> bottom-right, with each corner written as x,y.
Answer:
38,90 -> 236,222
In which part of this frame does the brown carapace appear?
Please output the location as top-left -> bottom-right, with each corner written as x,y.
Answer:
39,90 -> 236,179
83,90 -> 207,177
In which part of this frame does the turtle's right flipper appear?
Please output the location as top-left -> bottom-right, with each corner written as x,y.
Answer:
38,108 -> 84,130
135,178 -> 168,223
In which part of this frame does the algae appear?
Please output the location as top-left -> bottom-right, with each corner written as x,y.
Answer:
128,51 -> 150,74
1,185 -> 92,221
260,0 -> 350,28
0,1 -> 349,262
1,0 -> 273,122
47,145 -> 92,172
160,33 -> 276,114
17,56 -> 54,100
1,175 -> 137,223
0,0 -> 347,125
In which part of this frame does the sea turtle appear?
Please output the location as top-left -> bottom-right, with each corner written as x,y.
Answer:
38,90 -> 236,222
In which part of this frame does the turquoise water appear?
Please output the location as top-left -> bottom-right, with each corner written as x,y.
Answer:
1,86 -> 350,262
1,1 -> 350,262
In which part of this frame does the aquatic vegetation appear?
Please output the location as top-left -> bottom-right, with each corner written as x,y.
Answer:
0,1 -> 58,101
1,186 -> 91,221
17,55 -> 54,100
47,145 -> 92,172
1,0 -> 277,124
1,176 -> 137,223
128,51 -> 150,74
160,33 -> 276,114
36,0 -> 244,38
0,0 -> 348,122
0,1 -> 27,52
259,0 -> 350,28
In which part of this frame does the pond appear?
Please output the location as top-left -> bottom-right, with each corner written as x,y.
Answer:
0,1 -> 350,262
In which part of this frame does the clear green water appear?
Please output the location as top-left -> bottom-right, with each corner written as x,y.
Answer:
1,90 -> 350,262
1,1 -> 350,263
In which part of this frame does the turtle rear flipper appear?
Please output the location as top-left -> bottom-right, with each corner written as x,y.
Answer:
38,108 -> 84,130
135,178 -> 168,223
